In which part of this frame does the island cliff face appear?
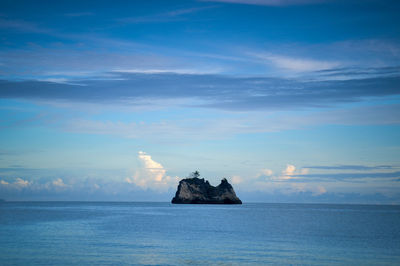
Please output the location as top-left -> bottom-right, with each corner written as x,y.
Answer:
171,177 -> 242,204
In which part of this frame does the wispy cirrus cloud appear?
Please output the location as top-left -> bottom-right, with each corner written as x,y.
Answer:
64,12 -> 94,17
59,104 -> 397,140
201,0 -> 325,6
117,6 -> 216,24
0,17 -> 52,34
1,100 -> 398,145
1,37 -> 398,82
250,53 -> 340,72
1,72 -> 400,111
112,68 -> 220,75
311,66 -> 400,81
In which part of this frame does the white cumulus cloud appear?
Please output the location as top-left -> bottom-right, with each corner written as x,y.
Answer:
259,164 -> 309,181
52,178 -> 68,188
126,151 -> 179,191
14,178 -> 30,187
283,164 -> 296,175
277,164 -> 298,180
255,164 -> 327,196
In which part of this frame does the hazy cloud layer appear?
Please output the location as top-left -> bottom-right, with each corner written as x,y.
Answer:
303,165 -> 396,171
294,171 -> 400,181
1,72 -> 399,111
1,167 -> 399,203
1,102 -> 398,142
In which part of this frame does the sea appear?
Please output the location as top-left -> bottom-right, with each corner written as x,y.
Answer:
0,202 -> 399,265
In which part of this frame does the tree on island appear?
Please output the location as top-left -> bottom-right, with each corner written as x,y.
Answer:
190,171 -> 200,178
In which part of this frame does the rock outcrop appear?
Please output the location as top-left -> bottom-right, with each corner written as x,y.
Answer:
171,177 -> 242,204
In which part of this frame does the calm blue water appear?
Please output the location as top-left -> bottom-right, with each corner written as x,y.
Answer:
0,202 -> 399,265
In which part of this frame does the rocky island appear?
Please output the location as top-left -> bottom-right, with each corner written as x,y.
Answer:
171,171 -> 242,204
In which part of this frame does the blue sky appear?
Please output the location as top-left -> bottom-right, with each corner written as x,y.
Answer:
1,0 -> 400,203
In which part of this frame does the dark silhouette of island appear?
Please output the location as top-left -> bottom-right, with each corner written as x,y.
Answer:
171,171 -> 242,204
